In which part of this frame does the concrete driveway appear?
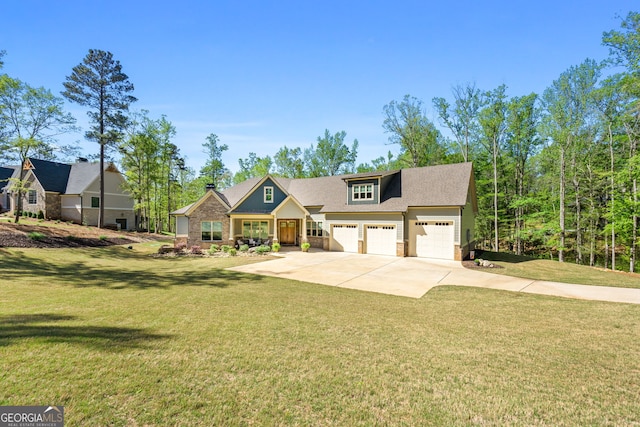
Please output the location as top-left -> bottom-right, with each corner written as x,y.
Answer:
228,249 -> 640,304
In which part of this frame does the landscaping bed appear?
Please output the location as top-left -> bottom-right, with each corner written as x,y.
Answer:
0,218 -> 158,248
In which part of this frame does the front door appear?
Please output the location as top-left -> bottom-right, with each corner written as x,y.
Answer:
279,220 -> 297,245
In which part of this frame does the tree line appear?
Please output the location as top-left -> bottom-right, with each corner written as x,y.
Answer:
1,12 -> 639,271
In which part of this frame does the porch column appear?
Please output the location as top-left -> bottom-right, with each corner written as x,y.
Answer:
229,216 -> 235,243
302,217 -> 307,243
273,215 -> 279,243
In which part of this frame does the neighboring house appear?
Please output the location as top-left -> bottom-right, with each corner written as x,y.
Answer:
172,162 -> 478,261
0,166 -> 17,213
3,158 -> 134,229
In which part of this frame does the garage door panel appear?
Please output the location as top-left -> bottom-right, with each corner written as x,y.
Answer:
413,221 -> 454,260
331,224 -> 358,253
365,225 -> 396,256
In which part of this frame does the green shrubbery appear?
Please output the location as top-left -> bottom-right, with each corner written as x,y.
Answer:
255,245 -> 271,254
27,231 -> 45,241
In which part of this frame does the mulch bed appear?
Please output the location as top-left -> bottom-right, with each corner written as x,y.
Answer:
0,220 -> 150,248
0,231 -> 137,248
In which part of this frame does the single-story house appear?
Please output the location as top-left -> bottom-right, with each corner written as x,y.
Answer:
2,157 -> 134,229
172,162 -> 477,261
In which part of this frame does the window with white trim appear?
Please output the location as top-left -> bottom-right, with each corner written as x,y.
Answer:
353,184 -> 373,200
28,190 -> 37,204
306,221 -> 323,237
201,221 -> 223,241
264,186 -> 273,203
243,220 -> 269,239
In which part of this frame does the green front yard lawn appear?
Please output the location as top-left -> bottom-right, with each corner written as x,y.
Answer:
476,250 -> 640,289
1,243 -> 639,425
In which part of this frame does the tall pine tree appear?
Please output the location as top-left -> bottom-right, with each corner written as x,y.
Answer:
62,49 -> 136,228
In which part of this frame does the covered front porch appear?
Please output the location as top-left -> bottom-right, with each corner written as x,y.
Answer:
228,194 -> 311,247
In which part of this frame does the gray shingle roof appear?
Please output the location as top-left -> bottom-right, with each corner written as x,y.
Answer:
217,162 -> 474,213
222,177 -> 262,207
65,161 -> 101,194
171,202 -> 195,215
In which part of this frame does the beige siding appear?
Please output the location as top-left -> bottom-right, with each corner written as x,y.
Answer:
460,200 -> 475,248
78,170 -> 134,228
81,171 -> 134,210
406,207 -> 461,244
61,195 -> 82,223
325,213 -> 404,241
275,198 -> 306,218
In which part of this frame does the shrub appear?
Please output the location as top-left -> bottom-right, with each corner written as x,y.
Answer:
239,244 -> 250,252
228,248 -> 237,256
221,245 -> 233,253
271,242 -> 281,252
301,242 -> 311,252
99,235 -> 108,241
175,242 -> 187,252
37,210 -> 44,219
27,231 -> 45,241
208,245 -> 219,255
255,245 -> 271,254
67,235 -> 77,241
191,245 -> 202,255
157,245 -> 175,254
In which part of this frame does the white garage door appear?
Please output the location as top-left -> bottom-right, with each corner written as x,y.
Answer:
414,221 -> 454,260
365,225 -> 396,256
331,224 -> 359,253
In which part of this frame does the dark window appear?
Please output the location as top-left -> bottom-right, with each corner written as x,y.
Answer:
201,221 -> 223,241
91,197 -> 100,208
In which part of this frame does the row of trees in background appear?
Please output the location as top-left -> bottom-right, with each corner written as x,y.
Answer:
0,12 -> 639,271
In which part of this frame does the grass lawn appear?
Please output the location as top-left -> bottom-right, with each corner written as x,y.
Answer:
477,251 -> 640,289
1,243 -> 639,426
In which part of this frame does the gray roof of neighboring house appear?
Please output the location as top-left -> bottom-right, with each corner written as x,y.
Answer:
65,161 -> 101,194
5,158 -> 117,195
215,162 -> 474,214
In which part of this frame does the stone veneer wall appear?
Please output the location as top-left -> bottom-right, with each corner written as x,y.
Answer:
456,240 -> 476,261
45,193 -> 62,220
20,188 -> 49,218
186,195 -> 230,249
306,236 -> 325,249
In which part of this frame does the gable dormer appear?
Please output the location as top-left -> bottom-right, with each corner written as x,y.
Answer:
343,170 -> 400,205
231,176 -> 287,213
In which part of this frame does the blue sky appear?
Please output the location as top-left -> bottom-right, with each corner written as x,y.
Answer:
1,0 -> 637,173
